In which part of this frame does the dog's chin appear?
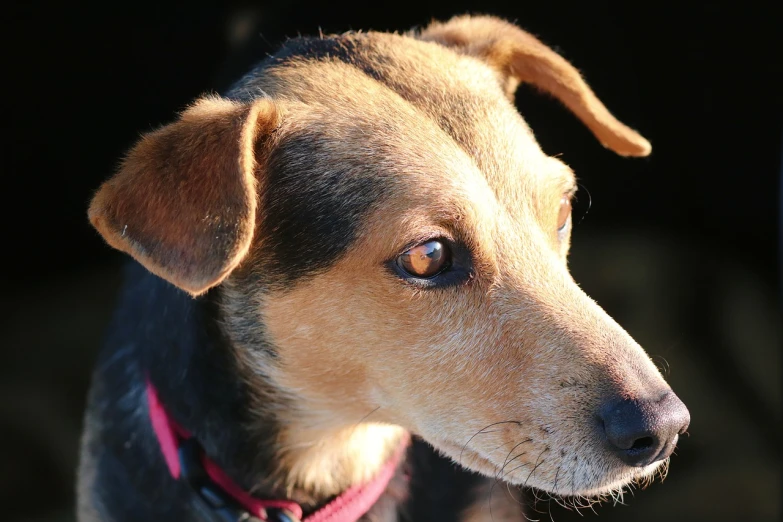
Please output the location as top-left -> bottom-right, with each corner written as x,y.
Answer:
550,459 -> 667,499
434,439 -> 503,478
432,438 -> 667,499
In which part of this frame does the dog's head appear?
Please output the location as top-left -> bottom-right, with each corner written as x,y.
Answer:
89,15 -> 688,499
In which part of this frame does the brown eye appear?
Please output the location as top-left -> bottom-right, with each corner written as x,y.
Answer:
397,240 -> 451,278
557,195 -> 572,231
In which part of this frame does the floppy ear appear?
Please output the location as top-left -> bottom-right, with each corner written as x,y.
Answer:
418,15 -> 651,157
88,95 -> 280,296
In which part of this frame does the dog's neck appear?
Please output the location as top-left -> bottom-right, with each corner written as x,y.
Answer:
268,422 -> 408,502
137,268 -> 407,515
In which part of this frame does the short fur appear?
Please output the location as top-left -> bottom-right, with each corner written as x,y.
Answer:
80,14 -> 684,522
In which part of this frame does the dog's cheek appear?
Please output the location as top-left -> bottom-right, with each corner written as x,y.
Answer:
262,273 -> 533,447
261,267 -> 493,427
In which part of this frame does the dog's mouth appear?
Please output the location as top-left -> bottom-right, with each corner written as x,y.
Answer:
432,436 -> 669,499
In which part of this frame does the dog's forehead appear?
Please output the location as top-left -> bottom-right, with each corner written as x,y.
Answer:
233,32 -> 572,191
231,32 -> 574,285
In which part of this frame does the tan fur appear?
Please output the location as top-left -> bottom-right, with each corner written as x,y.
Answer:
88,13 -> 673,511
88,96 -> 280,295
418,15 -> 652,157
277,424 -> 407,499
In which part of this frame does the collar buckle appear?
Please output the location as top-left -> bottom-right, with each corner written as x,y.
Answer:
265,508 -> 301,522
178,438 -> 266,522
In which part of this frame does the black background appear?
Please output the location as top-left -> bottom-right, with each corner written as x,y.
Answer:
2,2 -> 781,521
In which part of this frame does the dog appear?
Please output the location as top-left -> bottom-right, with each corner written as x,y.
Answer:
78,14 -> 690,522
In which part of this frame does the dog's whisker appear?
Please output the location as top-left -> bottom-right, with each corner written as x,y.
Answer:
657,458 -> 671,483
500,451 -> 529,476
609,487 -> 621,506
575,182 -> 592,225
459,420 -> 523,466
523,447 -> 549,489
484,439 -> 515,457
500,458 -> 529,480
651,354 -> 671,377
490,441 -> 526,519
551,460 -> 562,496
499,437 -> 534,475
348,406 -> 382,435
489,437 -> 536,508
585,496 -> 600,516
552,492 -> 573,512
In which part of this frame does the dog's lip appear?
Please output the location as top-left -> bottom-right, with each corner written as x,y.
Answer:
433,436 -> 667,497
565,459 -> 665,498
434,438 -> 502,475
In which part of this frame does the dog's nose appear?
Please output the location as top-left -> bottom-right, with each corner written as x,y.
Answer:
598,392 -> 690,467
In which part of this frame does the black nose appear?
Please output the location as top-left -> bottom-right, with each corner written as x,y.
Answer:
598,392 -> 690,467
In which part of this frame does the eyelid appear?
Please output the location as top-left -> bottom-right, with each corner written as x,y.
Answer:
394,230 -> 456,258
557,192 -> 573,234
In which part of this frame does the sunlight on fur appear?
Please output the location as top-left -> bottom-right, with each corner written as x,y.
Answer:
279,423 -> 406,497
516,458 -> 671,521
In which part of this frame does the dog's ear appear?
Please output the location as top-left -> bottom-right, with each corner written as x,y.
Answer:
418,15 -> 651,157
88,95 -> 279,296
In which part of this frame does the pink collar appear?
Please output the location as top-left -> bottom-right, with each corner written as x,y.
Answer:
146,381 -> 409,522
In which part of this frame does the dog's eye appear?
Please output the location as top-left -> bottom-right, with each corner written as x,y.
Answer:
557,196 -> 572,231
397,240 -> 451,278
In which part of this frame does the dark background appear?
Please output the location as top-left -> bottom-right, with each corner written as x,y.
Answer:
2,2 -> 780,521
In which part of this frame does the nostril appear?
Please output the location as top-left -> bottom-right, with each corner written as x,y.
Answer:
598,393 -> 687,467
629,436 -> 654,452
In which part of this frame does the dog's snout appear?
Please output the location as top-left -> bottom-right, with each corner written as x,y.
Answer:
598,392 -> 690,467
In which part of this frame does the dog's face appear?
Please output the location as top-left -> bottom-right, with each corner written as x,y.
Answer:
89,15 -> 688,499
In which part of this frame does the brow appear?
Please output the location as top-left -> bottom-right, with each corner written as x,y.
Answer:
556,165 -> 578,196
